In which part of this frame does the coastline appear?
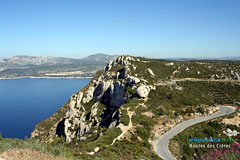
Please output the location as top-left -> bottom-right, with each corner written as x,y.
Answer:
0,76 -> 93,80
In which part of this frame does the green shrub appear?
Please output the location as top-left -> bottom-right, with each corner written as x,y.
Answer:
120,109 -> 130,126
158,108 -> 165,116
136,127 -> 150,141
52,147 -> 61,157
197,107 -> 204,114
207,121 -> 222,130
126,86 -> 136,95
132,114 -> 154,127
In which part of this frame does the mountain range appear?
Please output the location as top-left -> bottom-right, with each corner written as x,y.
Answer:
0,53 -> 118,78
164,56 -> 240,61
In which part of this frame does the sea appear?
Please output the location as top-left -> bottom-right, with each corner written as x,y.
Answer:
0,78 -> 90,139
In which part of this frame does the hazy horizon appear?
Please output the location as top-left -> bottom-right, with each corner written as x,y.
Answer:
1,53 -> 240,60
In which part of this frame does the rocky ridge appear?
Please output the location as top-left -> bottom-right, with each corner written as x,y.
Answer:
31,55 -> 156,143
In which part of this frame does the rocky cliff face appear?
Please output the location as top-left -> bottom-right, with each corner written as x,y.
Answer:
31,55 -> 155,142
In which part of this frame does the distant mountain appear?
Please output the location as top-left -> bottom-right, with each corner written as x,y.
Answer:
81,53 -> 118,62
0,54 -> 118,78
164,56 -> 240,61
215,56 -> 240,61
0,54 -> 118,68
0,55 -> 76,68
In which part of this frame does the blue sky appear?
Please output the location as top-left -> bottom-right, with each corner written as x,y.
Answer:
0,0 -> 239,58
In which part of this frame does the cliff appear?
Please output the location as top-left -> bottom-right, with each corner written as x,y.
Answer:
31,56 -> 152,141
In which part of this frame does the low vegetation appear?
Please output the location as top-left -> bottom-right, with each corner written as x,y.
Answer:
170,118 -> 240,159
0,134 -> 76,160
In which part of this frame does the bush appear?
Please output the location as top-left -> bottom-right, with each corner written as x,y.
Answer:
158,108 -> 165,116
120,109 -> 130,126
126,86 -> 136,95
52,147 -> 61,157
136,127 -> 150,141
207,121 -> 222,130
132,114 -> 154,127
197,107 -> 205,114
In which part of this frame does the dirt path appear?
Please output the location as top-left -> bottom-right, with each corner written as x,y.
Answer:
111,108 -> 134,145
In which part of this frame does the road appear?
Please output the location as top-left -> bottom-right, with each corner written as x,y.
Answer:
155,105 -> 236,160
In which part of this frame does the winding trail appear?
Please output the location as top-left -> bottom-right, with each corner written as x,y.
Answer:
111,108 -> 134,145
155,105 -> 235,160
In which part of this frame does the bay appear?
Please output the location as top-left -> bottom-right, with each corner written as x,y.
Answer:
0,78 -> 90,139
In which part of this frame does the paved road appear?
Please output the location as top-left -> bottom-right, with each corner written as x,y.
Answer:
156,106 -> 235,160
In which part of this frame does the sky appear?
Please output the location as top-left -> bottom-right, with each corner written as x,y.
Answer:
0,0 -> 239,59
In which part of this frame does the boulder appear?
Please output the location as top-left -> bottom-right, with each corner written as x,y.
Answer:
94,147 -> 100,152
233,130 -> 238,136
127,76 -> 140,85
234,72 -> 240,80
147,68 -> 155,77
226,128 -> 233,134
166,62 -> 174,66
224,128 -> 238,137
86,151 -> 95,155
132,64 -> 137,70
136,85 -> 150,98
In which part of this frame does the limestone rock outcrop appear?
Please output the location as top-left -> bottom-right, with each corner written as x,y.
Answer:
127,76 -> 140,86
31,55 -> 154,142
147,68 -> 155,77
136,84 -> 151,98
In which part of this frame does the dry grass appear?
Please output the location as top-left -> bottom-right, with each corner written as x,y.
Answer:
0,149 -> 67,160
169,140 -> 181,159
141,111 -> 155,118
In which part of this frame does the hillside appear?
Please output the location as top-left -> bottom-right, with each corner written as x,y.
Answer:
0,54 -> 118,79
28,55 -> 240,159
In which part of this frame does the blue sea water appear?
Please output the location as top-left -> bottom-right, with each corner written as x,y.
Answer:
0,78 -> 90,139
